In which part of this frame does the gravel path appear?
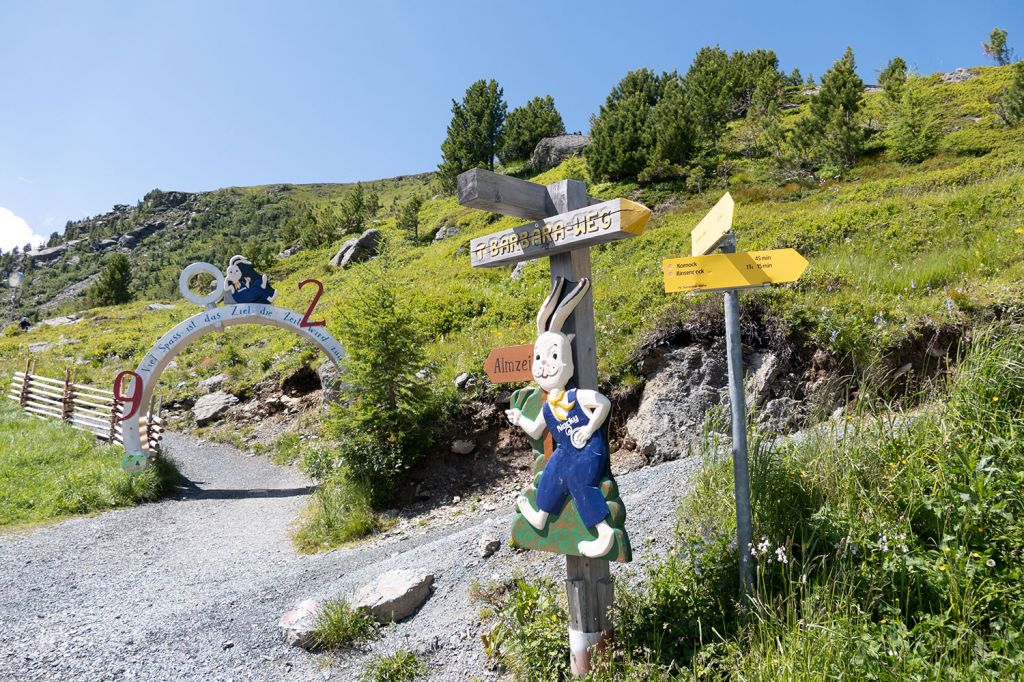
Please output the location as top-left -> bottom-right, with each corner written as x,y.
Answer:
0,433 -> 701,681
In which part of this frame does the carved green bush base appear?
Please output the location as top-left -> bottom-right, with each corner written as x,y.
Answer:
509,386 -> 632,563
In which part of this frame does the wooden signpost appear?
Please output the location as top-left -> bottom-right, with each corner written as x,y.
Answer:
460,168 -> 649,675
662,194 -> 808,604
484,344 -> 534,384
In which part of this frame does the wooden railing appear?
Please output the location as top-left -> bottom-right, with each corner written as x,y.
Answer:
7,360 -> 164,453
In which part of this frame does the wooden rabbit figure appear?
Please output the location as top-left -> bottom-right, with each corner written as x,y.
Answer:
506,277 -> 615,558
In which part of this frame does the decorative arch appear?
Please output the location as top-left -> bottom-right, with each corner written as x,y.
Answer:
118,262 -> 344,471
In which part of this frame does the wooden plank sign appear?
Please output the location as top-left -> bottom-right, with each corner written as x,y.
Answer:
663,248 -> 809,293
470,198 -> 650,268
691,192 -> 734,256
485,344 -> 534,383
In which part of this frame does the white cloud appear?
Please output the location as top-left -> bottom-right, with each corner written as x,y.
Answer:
0,207 -> 48,253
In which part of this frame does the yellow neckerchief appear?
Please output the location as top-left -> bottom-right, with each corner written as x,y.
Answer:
546,389 -> 576,421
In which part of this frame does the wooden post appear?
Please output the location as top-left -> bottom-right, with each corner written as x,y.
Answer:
18,358 -> 33,407
61,367 -> 75,422
547,179 -> 613,675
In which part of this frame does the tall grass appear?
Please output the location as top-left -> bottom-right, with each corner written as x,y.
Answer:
0,402 -> 178,527
293,469 -> 389,553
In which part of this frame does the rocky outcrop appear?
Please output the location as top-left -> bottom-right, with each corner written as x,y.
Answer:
192,391 -> 238,424
118,220 -> 165,248
940,68 -> 978,84
353,569 -> 434,623
433,224 -> 460,242
197,373 -> 229,394
530,134 -> 590,172
25,244 -> 67,262
329,229 -> 381,268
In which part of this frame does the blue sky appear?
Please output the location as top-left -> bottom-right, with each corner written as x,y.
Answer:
1,0 -> 1021,251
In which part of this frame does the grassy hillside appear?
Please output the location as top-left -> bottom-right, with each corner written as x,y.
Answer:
2,66 -> 1021,412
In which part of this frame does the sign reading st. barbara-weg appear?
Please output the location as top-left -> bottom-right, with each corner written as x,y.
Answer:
470,198 -> 650,268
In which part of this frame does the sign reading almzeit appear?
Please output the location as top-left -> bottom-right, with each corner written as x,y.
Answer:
485,344 -> 534,383
470,198 -> 650,268
663,248 -> 809,293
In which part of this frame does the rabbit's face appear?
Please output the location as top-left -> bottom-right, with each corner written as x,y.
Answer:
532,331 -> 573,393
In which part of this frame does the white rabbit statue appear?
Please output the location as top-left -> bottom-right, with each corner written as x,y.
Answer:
506,276 -> 616,558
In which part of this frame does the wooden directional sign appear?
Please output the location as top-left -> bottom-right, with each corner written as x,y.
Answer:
691,192 -> 735,256
470,198 -> 650,268
485,344 -> 534,383
663,248 -> 809,293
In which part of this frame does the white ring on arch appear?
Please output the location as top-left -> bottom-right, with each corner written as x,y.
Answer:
178,262 -> 225,307
120,303 -> 345,470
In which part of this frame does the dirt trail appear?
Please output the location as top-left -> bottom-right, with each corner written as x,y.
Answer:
0,432 -> 699,681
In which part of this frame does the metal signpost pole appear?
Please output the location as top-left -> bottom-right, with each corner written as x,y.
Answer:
720,236 -> 754,603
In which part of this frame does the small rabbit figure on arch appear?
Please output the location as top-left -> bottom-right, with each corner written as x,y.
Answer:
506,276 -> 616,558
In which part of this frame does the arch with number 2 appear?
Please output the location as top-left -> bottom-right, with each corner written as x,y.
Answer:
116,259 -> 344,472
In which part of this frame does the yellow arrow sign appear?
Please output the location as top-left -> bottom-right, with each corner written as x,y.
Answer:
663,248 -> 809,293
691,192 -> 734,256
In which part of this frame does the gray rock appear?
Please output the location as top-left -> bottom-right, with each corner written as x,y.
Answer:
530,134 -> 591,172
118,221 -> 165,248
317,362 -> 343,404
147,303 -> 176,311
279,599 -> 321,650
28,342 -> 53,353
510,262 -> 527,281
197,373 -> 229,393
433,224 -> 460,242
353,569 -> 434,623
329,229 -> 381,268
477,534 -> 501,559
758,398 -> 803,435
747,352 -> 780,408
25,244 -> 67,261
626,341 -> 729,462
39,314 -> 82,327
192,391 -> 238,424
454,373 -> 471,390
940,68 -> 977,84
98,239 -> 118,251
450,440 -> 476,455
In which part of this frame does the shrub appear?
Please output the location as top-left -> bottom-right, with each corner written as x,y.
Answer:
479,577 -> 569,681
313,597 -> 378,649
889,84 -> 940,164
87,252 -> 133,307
361,650 -> 427,682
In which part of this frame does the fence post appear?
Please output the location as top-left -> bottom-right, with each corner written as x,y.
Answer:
61,367 -> 75,422
18,358 -> 33,407
109,395 -> 119,443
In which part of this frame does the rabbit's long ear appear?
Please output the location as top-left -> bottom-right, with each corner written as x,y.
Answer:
548,278 -> 590,333
537,277 -> 565,335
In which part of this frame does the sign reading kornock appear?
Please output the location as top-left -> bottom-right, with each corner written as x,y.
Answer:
469,198 -> 649,268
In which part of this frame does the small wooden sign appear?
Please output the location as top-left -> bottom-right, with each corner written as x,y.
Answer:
663,248 -> 809,293
691,192 -> 735,256
485,344 -> 534,383
470,198 -> 650,268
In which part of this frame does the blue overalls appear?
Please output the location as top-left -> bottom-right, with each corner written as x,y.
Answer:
535,388 -> 611,529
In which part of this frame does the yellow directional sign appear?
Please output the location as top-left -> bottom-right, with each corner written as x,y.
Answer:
691,192 -> 734,256
663,248 -> 809,293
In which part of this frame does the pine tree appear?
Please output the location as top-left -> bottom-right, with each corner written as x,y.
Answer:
791,47 -> 864,176
888,83 -> 939,163
879,56 -> 908,105
685,46 -> 737,161
397,195 -> 424,241
87,252 -> 133,307
500,95 -> 566,163
340,182 -> 379,233
984,28 -> 1013,66
1002,61 -> 1024,125
586,69 -> 661,181
437,80 -> 507,192
641,72 -> 693,181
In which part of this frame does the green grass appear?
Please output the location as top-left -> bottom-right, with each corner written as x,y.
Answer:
0,401 -> 178,528
293,470 -> 392,553
312,597 -> 378,650
361,650 -> 427,682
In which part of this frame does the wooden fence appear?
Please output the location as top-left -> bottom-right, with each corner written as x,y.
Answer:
7,360 -> 164,453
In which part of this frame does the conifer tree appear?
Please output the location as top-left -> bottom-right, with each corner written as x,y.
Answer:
889,82 -> 939,163
879,56 -> 908,105
438,80 -> 507,192
500,96 -> 566,163
685,47 -> 737,161
586,69 -> 661,181
1002,61 -> 1024,125
984,28 -> 1013,66
397,195 -> 424,241
87,252 -> 133,307
791,47 -> 864,176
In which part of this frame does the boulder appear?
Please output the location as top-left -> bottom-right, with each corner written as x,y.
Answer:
530,134 -> 591,172
510,262 -> 527,281
279,599 -> 321,650
477,534 -> 501,559
758,397 -> 803,434
330,229 -> 381,268
118,221 -> 164,248
747,352 -> 781,408
450,439 -> 476,455
25,244 -> 67,262
192,390 -> 238,424
317,362 -> 344,404
147,303 -> 176,311
454,373 -> 472,390
433,224 -> 460,242
197,373 -> 229,393
940,68 -> 977,84
28,342 -> 53,353
625,341 -> 729,462
353,569 -> 434,623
